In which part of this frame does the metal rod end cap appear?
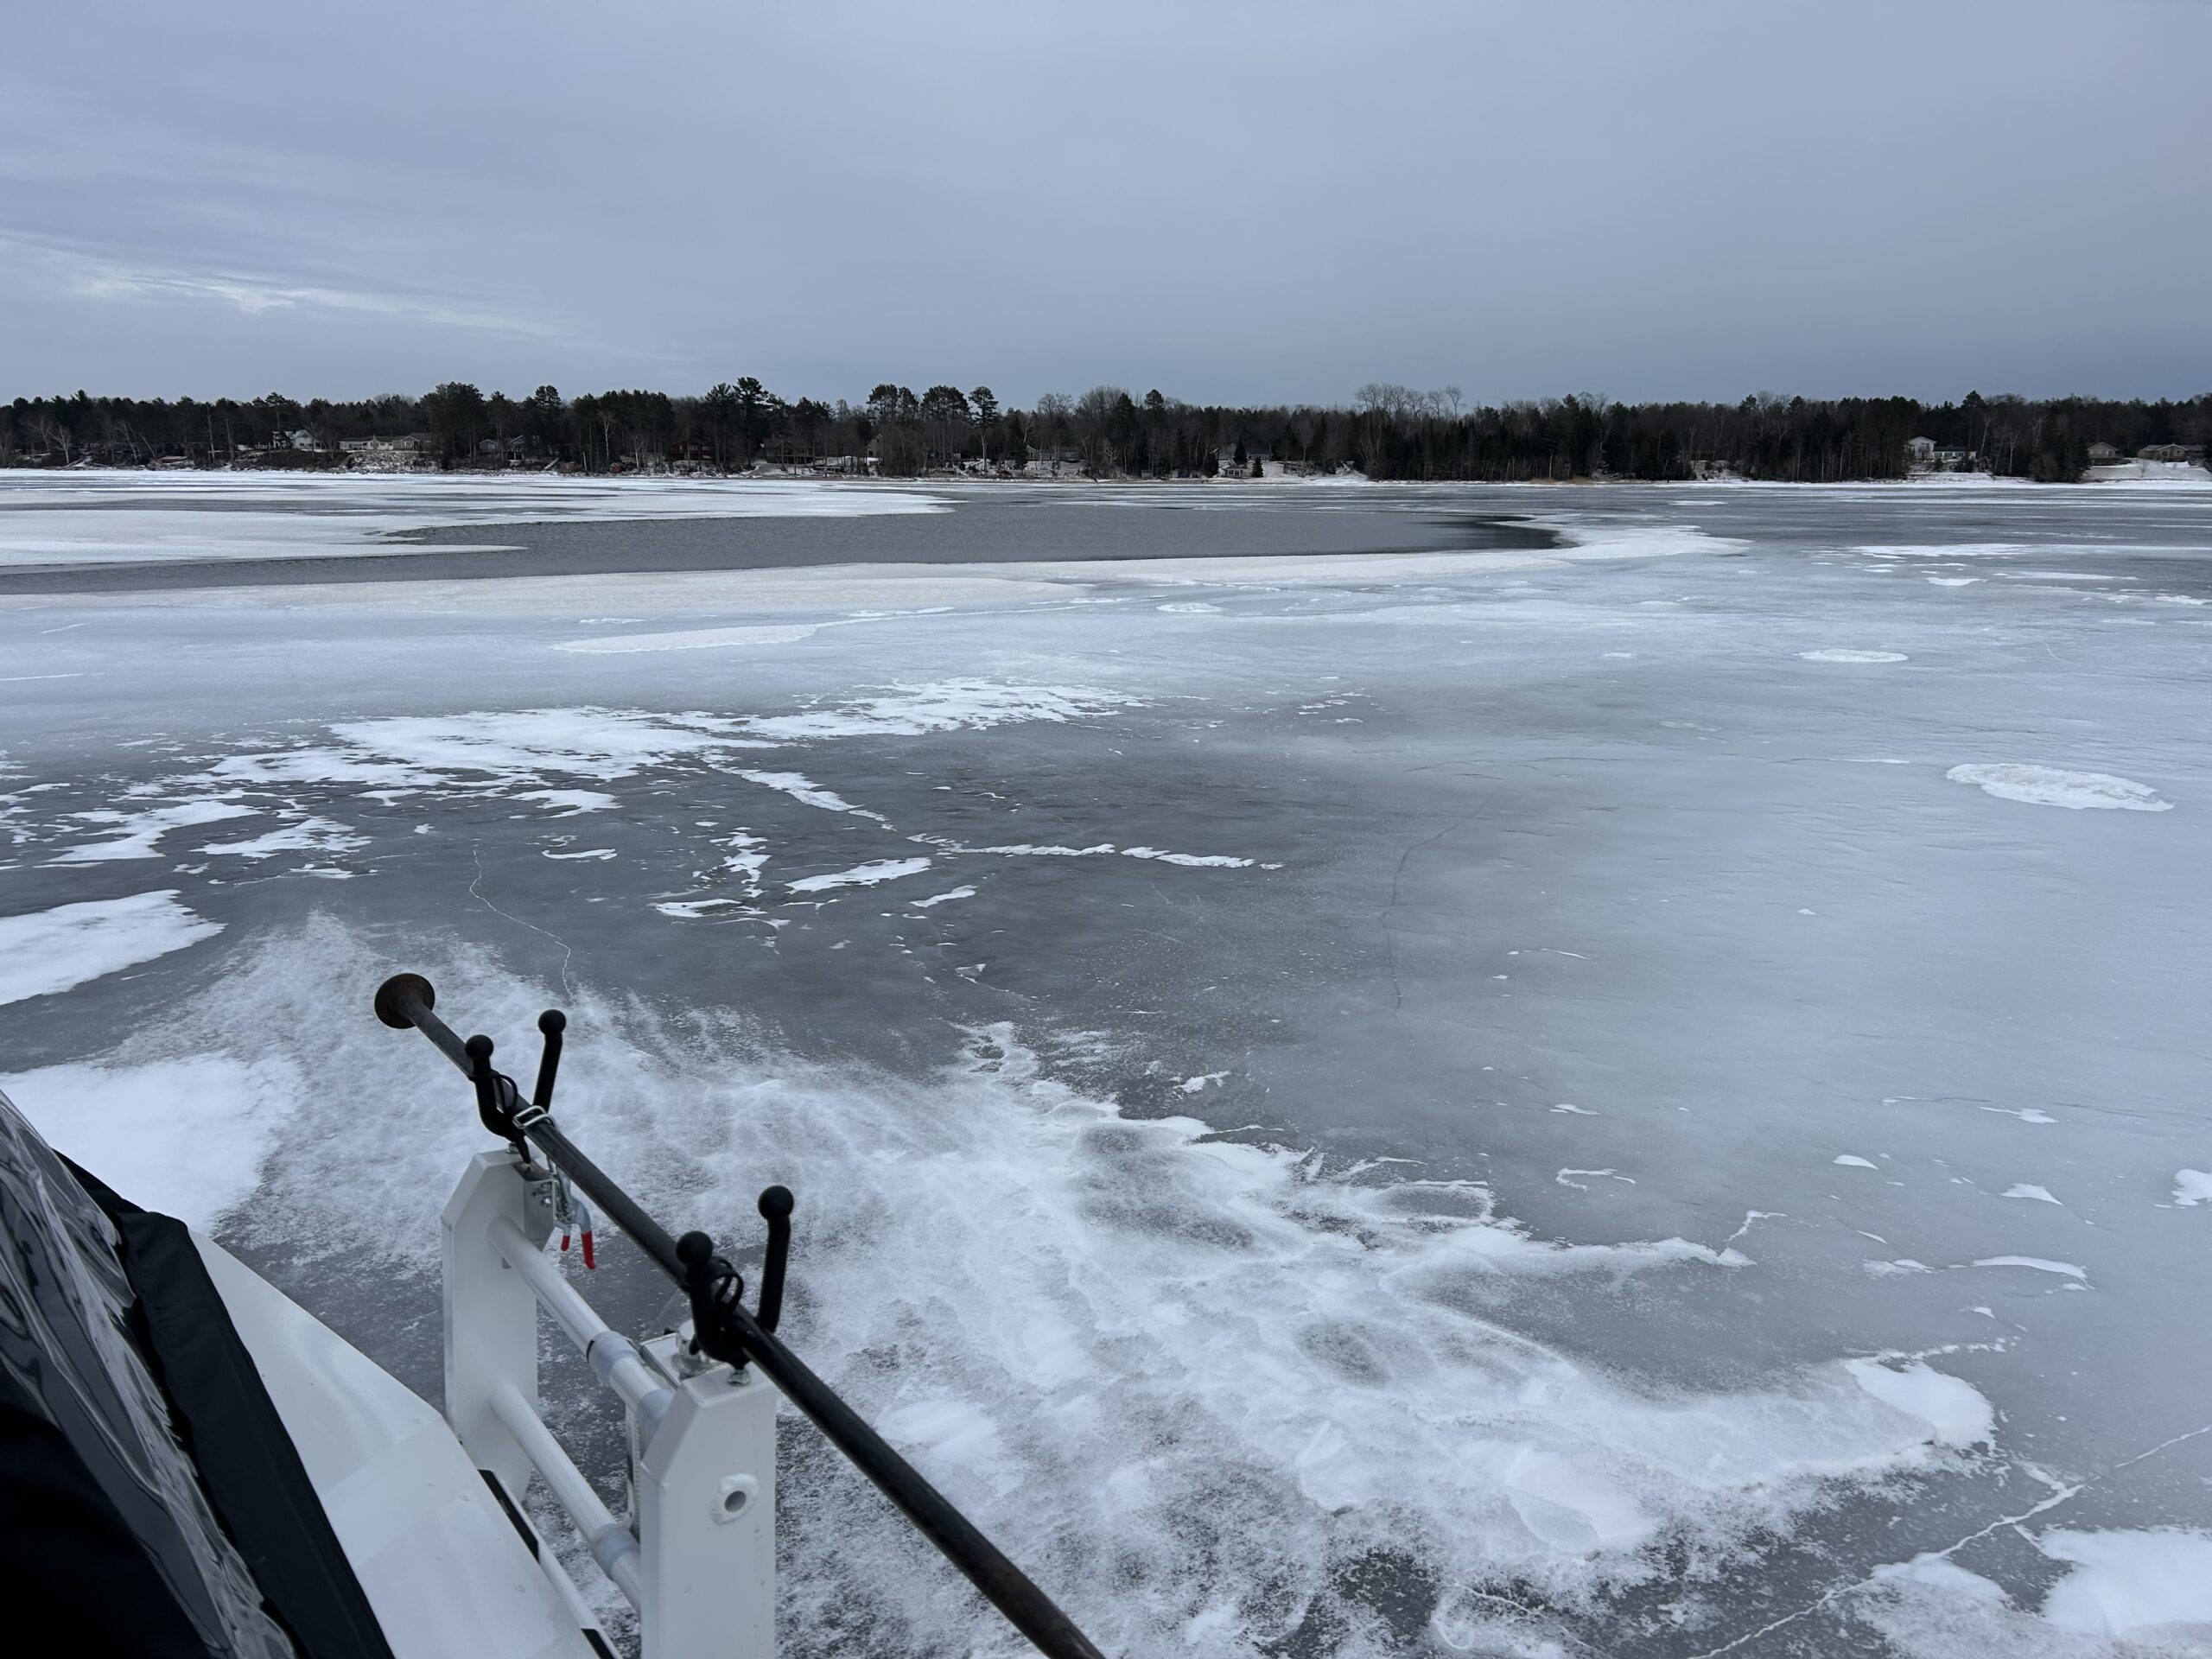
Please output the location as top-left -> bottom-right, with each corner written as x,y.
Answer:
374,972 -> 436,1029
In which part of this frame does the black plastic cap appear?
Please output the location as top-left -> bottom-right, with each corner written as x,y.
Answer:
676,1230 -> 715,1274
537,1009 -> 567,1035
464,1033 -> 494,1066
757,1185 -> 794,1221
373,972 -> 435,1029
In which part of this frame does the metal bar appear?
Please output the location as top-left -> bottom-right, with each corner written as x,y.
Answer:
487,1382 -> 644,1609
489,1216 -> 672,1439
374,976 -> 471,1071
486,1467 -> 618,1651
408,1002 -> 470,1071
534,1541 -> 611,1652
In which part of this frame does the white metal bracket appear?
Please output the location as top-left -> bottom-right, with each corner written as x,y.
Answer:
442,1152 -> 556,1502
637,1332 -> 778,1659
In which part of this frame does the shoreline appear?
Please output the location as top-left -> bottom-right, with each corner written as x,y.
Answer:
8,462 -> 2207,491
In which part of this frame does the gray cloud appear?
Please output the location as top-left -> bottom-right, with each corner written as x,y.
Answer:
3,0 -> 2207,404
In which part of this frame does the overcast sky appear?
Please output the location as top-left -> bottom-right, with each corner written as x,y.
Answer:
3,2 -> 2208,408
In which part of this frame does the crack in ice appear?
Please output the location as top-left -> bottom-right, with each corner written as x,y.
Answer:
469,843 -> 575,1001
1681,1421 -> 2212,1658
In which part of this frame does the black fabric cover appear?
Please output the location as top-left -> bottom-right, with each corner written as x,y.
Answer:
0,1402 -> 213,1658
0,1080 -> 393,1659
65,1159 -> 397,1659
0,1090 -> 282,1659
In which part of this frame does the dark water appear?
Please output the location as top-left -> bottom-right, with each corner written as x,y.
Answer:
0,483 -> 1554,592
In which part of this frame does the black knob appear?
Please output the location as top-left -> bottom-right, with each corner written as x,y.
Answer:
754,1186 -> 794,1334
677,1230 -> 716,1282
531,1010 -> 567,1109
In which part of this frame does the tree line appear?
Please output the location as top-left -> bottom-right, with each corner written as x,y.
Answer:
4,380 -> 2206,483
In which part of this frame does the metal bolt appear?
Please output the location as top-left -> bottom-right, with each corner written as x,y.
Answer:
714,1474 -> 759,1523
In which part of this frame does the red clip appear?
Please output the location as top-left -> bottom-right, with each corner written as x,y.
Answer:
580,1230 -> 596,1270
559,1230 -> 571,1252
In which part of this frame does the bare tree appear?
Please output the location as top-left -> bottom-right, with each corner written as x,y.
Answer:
31,416 -> 72,464
1073,385 -> 1128,475
1032,392 -> 1073,474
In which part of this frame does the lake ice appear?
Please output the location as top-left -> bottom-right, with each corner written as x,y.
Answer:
2,473 -> 2209,1656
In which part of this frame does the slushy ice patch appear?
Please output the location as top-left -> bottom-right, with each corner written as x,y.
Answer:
1859,1529 -> 2212,1657
731,770 -> 889,823
1946,765 -> 2173,811
786,856 -> 931,893
2037,1529 -> 2212,1637
0,890 -> 223,1005
49,798 -> 257,861
0,1054 -> 300,1229
736,678 -> 1138,739
908,885 -> 976,908
921,838 -> 1274,868
24,684 -> 1154,897
200,817 -> 370,860
1841,1359 -> 1996,1449
214,709 -> 776,791
184,683 -> 1136,804
1538,520 -> 1752,560
61,919 -> 2025,1656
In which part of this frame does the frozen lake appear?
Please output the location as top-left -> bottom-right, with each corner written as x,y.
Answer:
3,472 -> 2210,1656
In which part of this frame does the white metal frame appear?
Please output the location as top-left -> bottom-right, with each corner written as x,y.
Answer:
442,1151 -> 778,1659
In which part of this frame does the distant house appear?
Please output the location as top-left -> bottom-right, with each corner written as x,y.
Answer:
2139,442 -> 2207,463
1906,436 -> 1936,465
339,435 -> 429,466
1933,447 -> 1973,468
2086,442 -> 2121,464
